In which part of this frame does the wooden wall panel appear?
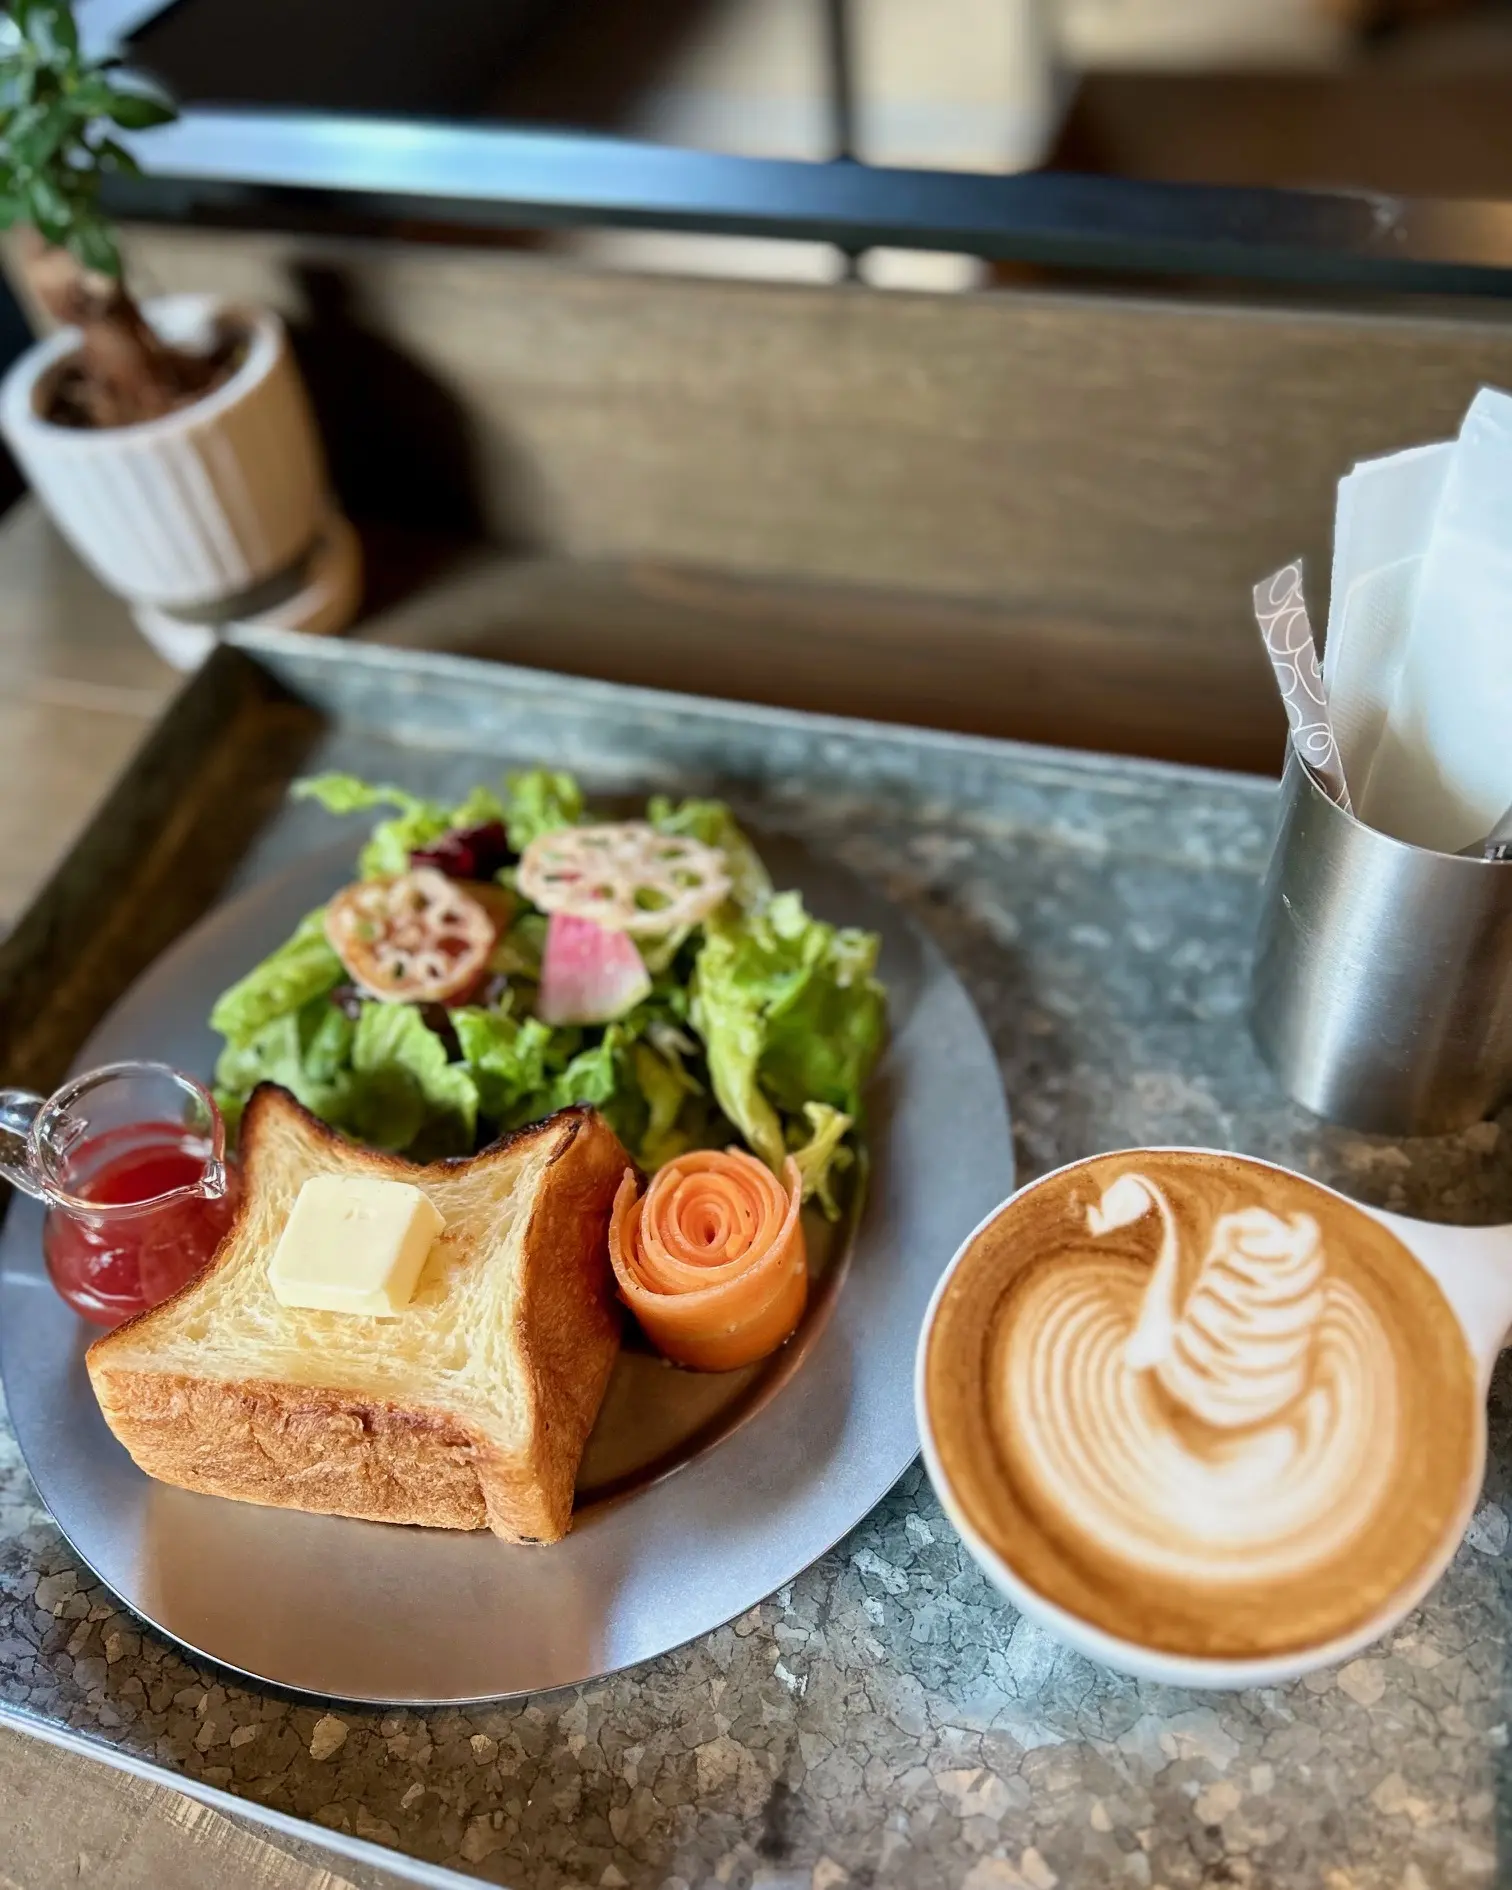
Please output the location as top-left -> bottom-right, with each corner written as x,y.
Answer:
54,228 -> 1512,766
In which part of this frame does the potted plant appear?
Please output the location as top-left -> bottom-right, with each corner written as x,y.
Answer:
0,0 -> 357,665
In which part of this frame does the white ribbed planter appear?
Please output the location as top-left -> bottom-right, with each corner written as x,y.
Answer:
0,293 -> 327,610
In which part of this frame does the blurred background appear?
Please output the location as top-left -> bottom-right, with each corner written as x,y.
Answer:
4,0 -> 1509,778
69,0 -> 1512,294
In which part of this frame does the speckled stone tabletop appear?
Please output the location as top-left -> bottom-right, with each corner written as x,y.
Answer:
3,657 -> 1511,1890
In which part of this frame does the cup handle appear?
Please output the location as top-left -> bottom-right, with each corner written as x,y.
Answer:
1371,1205 -> 1512,1389
0,1088 -> 48,1201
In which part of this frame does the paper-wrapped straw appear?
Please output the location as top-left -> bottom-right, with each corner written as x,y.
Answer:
1253,562 -> 1353,815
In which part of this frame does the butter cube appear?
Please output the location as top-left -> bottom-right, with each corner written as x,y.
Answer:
268,1175 -> 445,1316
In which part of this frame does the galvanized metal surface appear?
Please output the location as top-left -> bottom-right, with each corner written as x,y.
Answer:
1,634 -> 1511,1889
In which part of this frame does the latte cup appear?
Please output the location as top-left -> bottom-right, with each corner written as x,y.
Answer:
915,1148 -> 1512,1690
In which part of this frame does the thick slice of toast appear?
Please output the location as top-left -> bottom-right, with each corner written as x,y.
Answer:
87,1086 -> 630,1543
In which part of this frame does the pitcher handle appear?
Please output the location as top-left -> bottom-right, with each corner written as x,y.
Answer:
0,1088 -> 48,1200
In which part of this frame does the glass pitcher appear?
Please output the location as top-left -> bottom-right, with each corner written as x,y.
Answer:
0,1061 -> 237,1327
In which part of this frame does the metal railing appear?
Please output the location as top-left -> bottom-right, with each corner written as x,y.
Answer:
101,105 -> 1512,299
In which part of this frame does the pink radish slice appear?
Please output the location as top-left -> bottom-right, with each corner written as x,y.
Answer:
537,913 -> 652,1025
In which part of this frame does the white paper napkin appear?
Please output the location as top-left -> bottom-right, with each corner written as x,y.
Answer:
1323,440 -> 1449,795
1323,388 -> 1512,853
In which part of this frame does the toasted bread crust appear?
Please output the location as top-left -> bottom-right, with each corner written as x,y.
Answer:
87,1086 -> 629,1543
89,1367 -> 494,1530
511,1109 -> 630,1540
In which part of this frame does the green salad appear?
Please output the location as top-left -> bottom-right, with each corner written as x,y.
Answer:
208,770 -> 886,1216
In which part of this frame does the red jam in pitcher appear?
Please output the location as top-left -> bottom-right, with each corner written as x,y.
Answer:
0,1061 -> 237,1330
43,1120 -> 239,1326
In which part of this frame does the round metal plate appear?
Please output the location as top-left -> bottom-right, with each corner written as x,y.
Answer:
0,833 -> 1012,1704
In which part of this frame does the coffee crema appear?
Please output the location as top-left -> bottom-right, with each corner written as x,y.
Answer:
925,1151 -> 1480,1660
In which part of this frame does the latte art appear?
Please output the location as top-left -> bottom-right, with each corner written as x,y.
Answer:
925,1150 -> 1480,1661
1099,1174 -> 1328,1429
1002,1228 -> 1396,1589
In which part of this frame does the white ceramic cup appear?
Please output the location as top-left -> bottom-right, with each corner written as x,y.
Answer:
914,1147 -> 1512,1690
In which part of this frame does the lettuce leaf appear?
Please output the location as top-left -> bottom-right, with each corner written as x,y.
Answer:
791,1103 -> 854,1220
691,955 -> 785,1171
210,768 -> 884,1187
453,1007 -> 555,1121
546,1030 -> 623,1114
349,1002 -> 478,1154
294,773 -> 507,879
454,1006 -> 647,1147
758,910 -> 886,1121
504,769 -> 584,852
647,794 -> 772,912
208,908 -> 343,1048
633,1040 -> 703,1169
691,891 -> 885,1178
303,999 -> 357,1083
293,775 -> 447,878
449,782 -> 512,830
212,995 -> 354,1136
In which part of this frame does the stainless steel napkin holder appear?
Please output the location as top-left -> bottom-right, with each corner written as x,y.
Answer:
1251,753 -> 1512,1136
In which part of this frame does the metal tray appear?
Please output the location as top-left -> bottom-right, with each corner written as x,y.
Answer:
8,635 -> 1504,1890
0,629 -> 1010,1685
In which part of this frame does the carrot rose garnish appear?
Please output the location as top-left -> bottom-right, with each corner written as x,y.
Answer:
608,1150 -> 807,1371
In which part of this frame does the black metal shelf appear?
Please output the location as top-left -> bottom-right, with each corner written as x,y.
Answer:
104,107 -> 1512,298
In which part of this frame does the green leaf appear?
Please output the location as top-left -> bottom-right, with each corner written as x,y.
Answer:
17,101 -> 72,169
0,192 -> 25,228
93,136 -> 139,176
689,891 -> 886,1176
453,1006 -> 555,1122
789,1102 -> 854,1220
354,800 -> 461,878
70,216 -> 118,275
208,907 -> 344,1047
546,1029 -> 622,1113
70,74 -> 116,116
9,0 -> 43,40
0,65 -> 35,114
690,954 -> 785,1170
211,997 -> 357,1141
545,1024 -> 646,1149
6,98 -> 47,154
491,910 -> 547,980
104,86 -> 174,131
31,1 -> 77,59
638,923 -> 692,977
760,918 -> 885,1120
292,773 -> 447,877
22,172 -> 67,245
303,1001 -> 355,1083
503,768 -> 583,852
633,1040 -> 701,1169
447,781 -> 508,830
647,794 -> 772,912
351,1002 -> 477,1154
290,771 -> 508,879
292,772 -> 418,818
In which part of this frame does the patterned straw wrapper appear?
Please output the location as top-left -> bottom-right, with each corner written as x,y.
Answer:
1252,561 -> 1353,815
